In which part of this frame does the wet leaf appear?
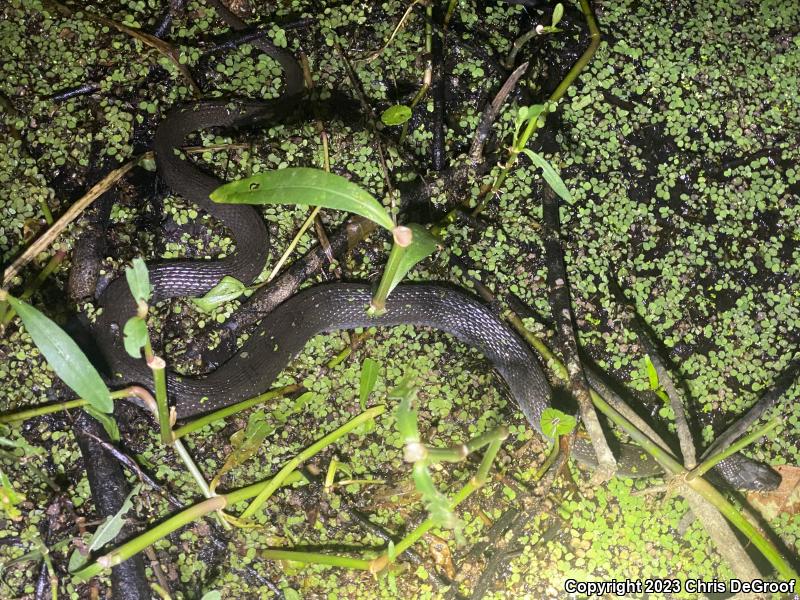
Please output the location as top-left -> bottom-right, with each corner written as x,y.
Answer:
6,296 -> 112,413
540,407 -> 577,439
211,167 -> 395,231
515,104 -> 546,136
521,149 -> 572,203
359,358 -> 380,409
192,276 -> 248,313
381,104 -> 412,126
123,316 -> 148,359
552,2 -> 564,27
644,355 -> 660,391
85,406 -> 120,442
68,484 -> 141,572
125,258 -> 152,305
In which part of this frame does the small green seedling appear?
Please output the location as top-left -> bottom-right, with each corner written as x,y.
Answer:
537,3 -> 565,35
68,484 -> 141,571
193,275 -> 249,313
394,377 -> 508,539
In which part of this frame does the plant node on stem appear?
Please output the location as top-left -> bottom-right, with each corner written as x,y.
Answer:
368,226 -> 413,316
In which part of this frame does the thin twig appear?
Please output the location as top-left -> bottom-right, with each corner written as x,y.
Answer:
469,61 -> 529,164
608,275 -> 697,467
76,429 -> 184,508
3,153 -> 149,287
540,185 -> 616,482
702,359 -> 799,460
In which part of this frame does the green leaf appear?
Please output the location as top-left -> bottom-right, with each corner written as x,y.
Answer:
359,358 -> 380,409
6,296 -> 112,413
282,589 -> 301,600
211,167 -> 395,231
540,408 -> 577,439
192,276 -> 247,313
381,104 -> 412,126
85,406 -> 120,442
394,378 -> 420,444
201,593 -> 222,600
0,468 -> 24,520
521,149 -> 573,203
515,104 -> 546,137
68,484 -> 140,572
644,355 -> 660,391
125,258 -> 152,305
0,424 -> 44,456
385,223 -> 438,297
123,316 -> 148,359
210,412 -> 275,491
552,3 -> 564,27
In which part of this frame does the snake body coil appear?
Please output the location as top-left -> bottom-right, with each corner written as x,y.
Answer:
92,96 -> 779,493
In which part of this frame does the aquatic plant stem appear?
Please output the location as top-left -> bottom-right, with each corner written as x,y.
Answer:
71,471 -> 307,582
172,384 -> 302,439
172,439 -> 215,499
240,405 -> 386,518
72,497 -> 227,582
472,0 -> 601,216
0,389 -> 133,422
400,2 -> 433,144
261,549 -> 372,570
145,354 -> 171,446
369,226 -> 412,315
687,418 -> 781,482
534,436 -> 563,480
589,389 -> 798,583
150,583 -> 171,600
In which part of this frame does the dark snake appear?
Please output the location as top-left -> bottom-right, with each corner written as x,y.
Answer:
90,26 -> 779,518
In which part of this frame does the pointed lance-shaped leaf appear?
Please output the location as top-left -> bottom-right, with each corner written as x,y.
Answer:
6,296 -> 112,413
521,149 -> 573,203
210,167 -> 395,231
